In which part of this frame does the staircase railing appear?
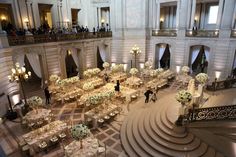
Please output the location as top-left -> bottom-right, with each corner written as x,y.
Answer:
188,105 -> 236,122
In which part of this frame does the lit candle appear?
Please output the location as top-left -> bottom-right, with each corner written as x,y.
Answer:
8,75 -> 11,80
15,62 -> 20,68
28,71 -> 31,76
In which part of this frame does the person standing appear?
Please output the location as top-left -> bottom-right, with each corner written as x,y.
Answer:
44,87 -> 51,105
144,88 -> 153,103
151,91 -> 157,102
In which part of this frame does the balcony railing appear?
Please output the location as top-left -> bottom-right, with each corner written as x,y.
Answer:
188,105 -> 236,122
231,29 -> 236,38
152,29 -> 177,37
185,29 -> 219,38
7,32 -> 112,46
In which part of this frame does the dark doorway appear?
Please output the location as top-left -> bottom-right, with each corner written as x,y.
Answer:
97,47 -> 104,70
71,9 -> 80,25
65,51 -> 77,78
38,4 -> 53,28
0,3 -> 15,32
160,44 -> 170,69
191,46 -> 208,74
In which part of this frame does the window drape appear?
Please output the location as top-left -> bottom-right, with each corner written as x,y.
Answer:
98,44 -> 106,62
71,49 -> 79,68
25,53 -> 42,78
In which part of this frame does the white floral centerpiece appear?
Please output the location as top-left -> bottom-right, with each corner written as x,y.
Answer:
88,94 -> 102,105
156,68 -> 164,74
49,74 -> 59,84
71,124 -> 90,148
56,79 -> 66,87
196,73 -> 209,85
93,68 -> 101,75
150,70 -> 157,77
103,62 -> 110,69
118,64 -> 124,72
83,71 -> 92,78
111,64 -> 119,73
181,66 -> 190,75
27,96 -> 43,112
130,68 -> 139,77
83,82 -> 94,91
176,90 -> 192,104
144,61 -> 152,69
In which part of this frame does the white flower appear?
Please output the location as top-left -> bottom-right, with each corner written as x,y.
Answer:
83,71 -> 92,78
175,90 -> 192,103
156,68 -> 164,74
181,66 -> 190,73
150,70 -> 157,77
27,96 -> 43,107
196,73 -> 208,84
144,61 -> 152,69
111,64 -> 119,73
130,68 -> 139,76
49,74 -> 59,82
71,124 -> 90,140
93,68 -> 101,75
103,62 -> 110,68
83,82 -> 94,91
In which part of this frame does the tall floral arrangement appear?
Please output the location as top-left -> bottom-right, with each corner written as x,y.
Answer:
144,61 -> 152,69
130,68 -> 139,76
71,124 -> 90,148
103,62 -> 110,69
150,70 -> 157,77
181,66 -> 190,75
196,73 -> 208,85
83,71 -> 92,78
111,64 -> 119,73
49,74 -> 59,83
175,90 -> 192,104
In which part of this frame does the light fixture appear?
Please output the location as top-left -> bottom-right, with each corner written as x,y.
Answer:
65,19 -> 69,22
1,15 -> 6,21
176,66 -> 181,74
215,71 -> 221,79
101,19 -> 105,23
189,30 -> 193,35
123,64 -> 127,71
130,45 -> 141,68
24,18 -> 29,23
67,50 -> 72,55
194,17 -> 198,21
140,63 -> 144,69
111,63 -> 116,67
8,62 -> 31,109
160,18 -> 164,22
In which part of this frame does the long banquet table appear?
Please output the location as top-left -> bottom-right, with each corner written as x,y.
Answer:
22,120 -> 68,155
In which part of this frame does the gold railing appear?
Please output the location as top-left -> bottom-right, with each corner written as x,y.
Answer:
7,32 -> 112,46
231,30 -> 236,38
152,29 -> 177,37
185,29 -> 219,38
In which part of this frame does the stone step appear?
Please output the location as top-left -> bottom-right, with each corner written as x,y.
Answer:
148,110 -> 195,145
132,109 -> 166,157
120,110 -> 139,157
201,147 -> 216,157
141,108 -> 201,155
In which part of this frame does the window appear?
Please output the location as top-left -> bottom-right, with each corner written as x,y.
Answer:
208,5 -> 219,24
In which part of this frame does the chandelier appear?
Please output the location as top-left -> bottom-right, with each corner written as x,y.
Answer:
8,62 -> 31,82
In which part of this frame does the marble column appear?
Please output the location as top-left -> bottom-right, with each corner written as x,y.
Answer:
152,0 -> 157,29
231,1 -> 236,29
186,0 -> 192,29
30,2 -> 36,28
98,7 -> 102,27
190,0 -> 196,29
216,0 -> 225,29
176,0 -> 180,29
156,0 -> 160,29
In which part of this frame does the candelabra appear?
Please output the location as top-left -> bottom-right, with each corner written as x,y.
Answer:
8,62 -> 31,111
130,45 -> 141,68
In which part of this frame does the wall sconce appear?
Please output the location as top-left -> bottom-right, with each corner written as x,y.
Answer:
140,63 -> 144,69
101,19 -> 105,24
123,64 -> 128,72
160,18 -> 164,23
189,31 -> 193,35
1,15 -> 6,21
111,63 -> 116,67
215,71 -> 221,80
194,17 -> 198,21
176,65 -> 181,74
67,50 -> 72,55
214,30 -> 219,36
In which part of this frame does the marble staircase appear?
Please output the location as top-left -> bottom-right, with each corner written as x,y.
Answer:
120,93 -> 225,157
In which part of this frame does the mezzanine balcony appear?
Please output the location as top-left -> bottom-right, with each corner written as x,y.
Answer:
152,29 -> 177,37
185,29 -> 219,38
7,32 -> 112,46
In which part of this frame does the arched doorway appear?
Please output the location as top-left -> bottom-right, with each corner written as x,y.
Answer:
232,50 -> 236,77
189,45 -> 210,74
14,53 -> 44,97
155,43 -> 171,69
97,44 -> 108,69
